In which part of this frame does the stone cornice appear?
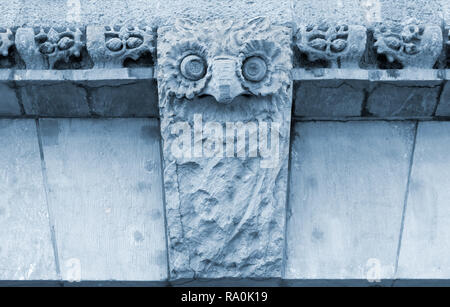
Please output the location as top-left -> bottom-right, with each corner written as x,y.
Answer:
0,21 -> 448,71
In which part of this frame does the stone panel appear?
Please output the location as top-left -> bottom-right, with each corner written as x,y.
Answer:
40,118 -> 167,281
366,83 -> 441,117
397,122 -> 450,279
20,83 -> 90,116
286,121 -> 415,280
0,83 -> 21,115
293,0 -> 442,26
294,81 -> 365,117
435,82 -> 450,116
89,80 -> 158,117
0,119 -> 57,281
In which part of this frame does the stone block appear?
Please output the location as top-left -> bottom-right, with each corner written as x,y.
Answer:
0,119 -> 57,281
89,80 -> 158,117
286,121 -> 415,280
0,83 -> 21,115
435,82 -> 450,116
39,118 -> 167,281
366,83 -> 440,117
19,82 -> 90,116
397,122 -> 450,279
294,81 -> 365,117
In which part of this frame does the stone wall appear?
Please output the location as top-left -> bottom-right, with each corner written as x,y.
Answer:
0,0 -> 449,286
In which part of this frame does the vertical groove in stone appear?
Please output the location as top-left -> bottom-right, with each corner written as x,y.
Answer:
394,121 -> 419,277
282,97 -> 297,279
35,118 -> 62,282
157,117 -> 172,281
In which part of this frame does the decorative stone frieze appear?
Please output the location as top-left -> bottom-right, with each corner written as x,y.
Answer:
373,20 -> 443,68
295,23 -> 367,68
15,27 -> 84,69
157,17 -> 292,280
0,28 -> 14,57
86,25 -> 155,68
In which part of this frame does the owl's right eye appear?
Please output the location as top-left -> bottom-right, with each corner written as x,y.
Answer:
180,54 -> 207,81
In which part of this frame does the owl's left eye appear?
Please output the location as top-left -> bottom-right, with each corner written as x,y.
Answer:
180,54 -> 207,81
242,56 -> 267,82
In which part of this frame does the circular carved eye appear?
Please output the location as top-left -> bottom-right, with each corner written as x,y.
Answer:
242,56 -> 267,82
180,55 -> 207,81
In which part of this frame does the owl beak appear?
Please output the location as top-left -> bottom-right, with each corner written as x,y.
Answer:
202,58 -> 245,104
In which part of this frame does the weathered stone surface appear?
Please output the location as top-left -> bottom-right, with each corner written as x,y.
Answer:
87,25 -> 155,68
376,0 -> 443,26
373,21 -> 443,69
294,0 -> 442,26
294,81 -> 365,117
157,18 -> 292,280
0,83 -> 21,115
15,27 -> 84,69
397,122 -> 450,279
4,0 -> 291,28
435,82 -> 450,116
89,80 -> 158,117
443,0 -> 450,24
0,28 -> 14,58
0,119 -> 57,281
40,118 -> 167,281
19,83 -> 90,116
293,0 -> 368,25
295,24 -> 367,68
366,83 -> 441,117
133,0 -> 292,26
286,121 -> 415,280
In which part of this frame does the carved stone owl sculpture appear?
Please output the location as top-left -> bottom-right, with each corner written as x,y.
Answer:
157,17 -> 293,280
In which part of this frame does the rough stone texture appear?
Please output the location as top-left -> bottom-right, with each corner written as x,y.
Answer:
286,121 -> 415,280
294,0 -> 442,26
0,119 -> 57,281
0,83 -> 21,115
366,83 -> 441,117
16,27 -> 85,70
157,18 -> 292,280
1,0 -> 445,28
39,118 -> 167,281
89,80 -> 158,117
295,24 -> 367,68
396,122 -> 450,279
2,0 -> 291,28
86,25 -> 155,69
443,0 -> 450,25
376,0 -> 443,26
19,83 -> 90,116
435,82 -> 450,116
293,0 -> 368,25
294,81 -> 365,117
373,21 -> 443,69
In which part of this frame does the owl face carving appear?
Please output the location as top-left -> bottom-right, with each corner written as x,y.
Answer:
157,17 -> 292,104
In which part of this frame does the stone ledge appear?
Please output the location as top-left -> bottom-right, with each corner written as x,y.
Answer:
294,69 -> 448,118
293,68 -> 448,81
0,68 -> 158,117
0,68 -> 448,119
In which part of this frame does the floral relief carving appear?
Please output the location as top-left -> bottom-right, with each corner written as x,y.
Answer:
87,25 -> 155,68
295,23 -> 367,68
16,27 -> 84,69
0,28 -> 14,57
374,20 -> 443,68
